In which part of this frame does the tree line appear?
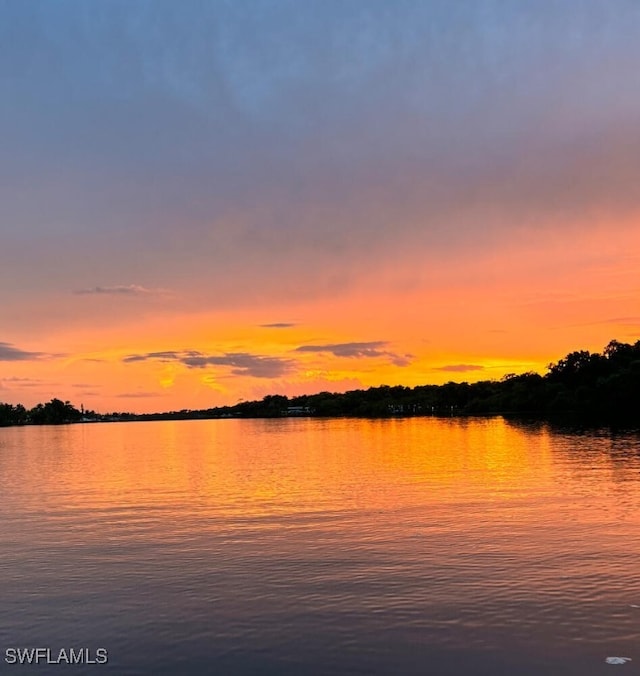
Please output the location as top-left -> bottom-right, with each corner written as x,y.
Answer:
0,398 -> 86,426
192,338 -> 639,422
2,339 -> 639,426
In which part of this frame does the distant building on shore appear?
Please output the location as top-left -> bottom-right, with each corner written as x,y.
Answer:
284,406 -> 314,416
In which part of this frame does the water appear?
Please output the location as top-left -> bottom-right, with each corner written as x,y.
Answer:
1,417 -> 639,675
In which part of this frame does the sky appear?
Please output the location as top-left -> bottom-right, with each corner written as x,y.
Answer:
2,0 -> 640,413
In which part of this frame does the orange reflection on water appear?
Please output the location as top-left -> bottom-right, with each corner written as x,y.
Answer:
3,415 -> 640,674
2,416 -> 640,604
2,417 -> 558,515
3,417 -> 639,533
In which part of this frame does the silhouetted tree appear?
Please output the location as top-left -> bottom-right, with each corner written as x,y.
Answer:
29,399 -> 82,425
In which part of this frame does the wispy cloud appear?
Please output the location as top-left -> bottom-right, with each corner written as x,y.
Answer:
294,341 -> 413,366
74,284 -> 166,296
123,350 -> 294,378
0,342 -> 43,361
183,353 -> 293,378
434,364 -> 485,373
259,322 -> 297,328
580,316 -> 640,326
115,392 -> 163,398
0,376 -> 45,389
123,350 -> 199,363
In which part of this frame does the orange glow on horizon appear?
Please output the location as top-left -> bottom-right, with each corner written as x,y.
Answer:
3,214 -> 639,413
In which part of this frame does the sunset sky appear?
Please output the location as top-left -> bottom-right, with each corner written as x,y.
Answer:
2,0 -> 640,413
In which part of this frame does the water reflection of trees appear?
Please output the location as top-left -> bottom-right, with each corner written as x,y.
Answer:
505,417 -> 640,486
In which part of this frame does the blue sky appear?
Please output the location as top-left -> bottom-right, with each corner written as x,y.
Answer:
2,1 -> 640,410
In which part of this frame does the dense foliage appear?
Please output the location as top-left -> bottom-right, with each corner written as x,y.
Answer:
162,339 -> 640,422
2,340 -> 639,426
0,398 -> 83,426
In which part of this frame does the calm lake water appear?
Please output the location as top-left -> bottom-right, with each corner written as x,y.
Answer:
1,417 -> 640,675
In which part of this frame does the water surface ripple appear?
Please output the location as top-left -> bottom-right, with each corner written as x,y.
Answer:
1,417 -> 640,674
